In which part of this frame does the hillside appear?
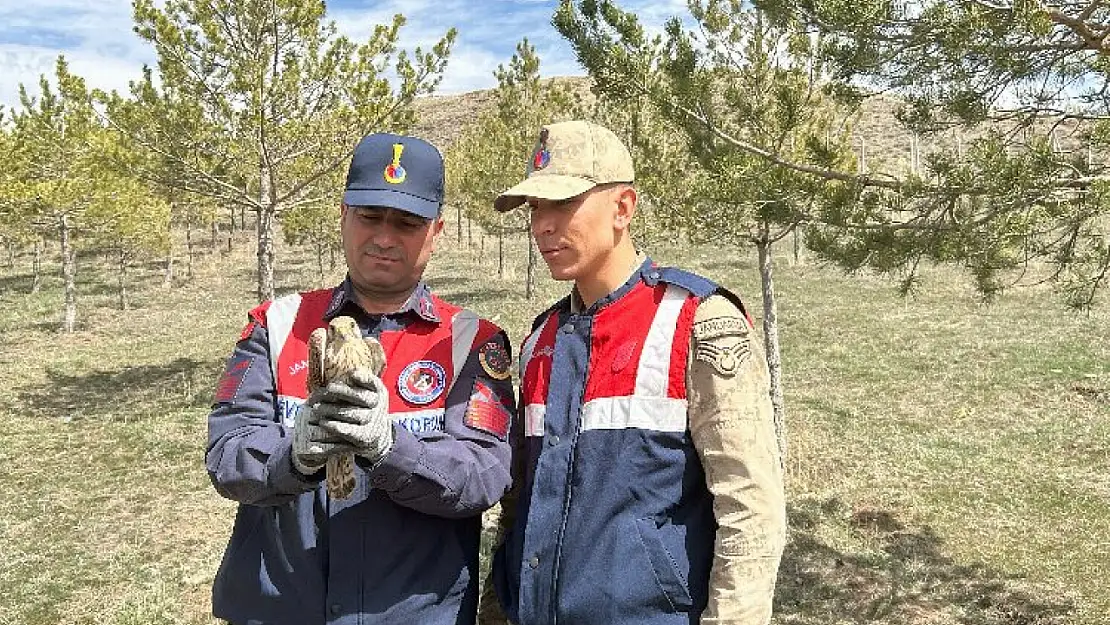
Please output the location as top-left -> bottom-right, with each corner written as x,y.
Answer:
413,77 -> 1099,177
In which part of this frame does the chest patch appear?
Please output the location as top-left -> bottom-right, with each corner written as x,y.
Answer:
398,360 -> 447,405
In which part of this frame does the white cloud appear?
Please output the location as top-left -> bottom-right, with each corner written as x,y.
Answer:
0,0 -> 153,110
0,0 -> 685,110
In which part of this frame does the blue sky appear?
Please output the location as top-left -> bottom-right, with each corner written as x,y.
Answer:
0,0 -> 687,111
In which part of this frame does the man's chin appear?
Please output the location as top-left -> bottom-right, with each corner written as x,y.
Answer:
352,273 -> 413,295
545,264 -> 577,282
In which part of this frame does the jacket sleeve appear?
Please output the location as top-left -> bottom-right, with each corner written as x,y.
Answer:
367,330 -> 515,519
686,294 -> 787,625
478,377 -> 528,625
205,319 -> 321,506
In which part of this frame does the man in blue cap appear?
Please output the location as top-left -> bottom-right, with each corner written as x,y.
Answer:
207,133 -> 516,625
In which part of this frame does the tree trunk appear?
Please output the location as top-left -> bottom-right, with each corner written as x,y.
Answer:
186,224 -> 195,280
60,213 -> 77,333
162,252 -> 174,288
257,165 -> 277,302
792,224 -> 804,266
526,234 -> 537,300
211,218 -> 220,252
498,228 -> 505,279
756,237 -> 787,464
457,205 -> 463,243
316,241 -> 326,285
257,205 -> 276,302
329,244 -> 337,271
229,205 -> 237,231
117,248 -> 130,311
467,216 -> 473,249
164,207 -> 176,287
31,238 -> 43,294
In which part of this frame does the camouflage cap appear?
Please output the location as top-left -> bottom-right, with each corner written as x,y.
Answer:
494,120 -> 635,212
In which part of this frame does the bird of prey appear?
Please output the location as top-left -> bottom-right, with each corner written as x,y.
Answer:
307,315 -> 387,499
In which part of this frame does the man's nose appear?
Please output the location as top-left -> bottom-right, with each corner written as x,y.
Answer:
370,224 -> 398,248
530,210 -> 554,236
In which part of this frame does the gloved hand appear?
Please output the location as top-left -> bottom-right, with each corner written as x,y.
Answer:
292,402 -> 350,477
310,368 -> 394,466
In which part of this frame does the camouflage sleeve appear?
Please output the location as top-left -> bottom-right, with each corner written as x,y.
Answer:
686,294 -> 787,625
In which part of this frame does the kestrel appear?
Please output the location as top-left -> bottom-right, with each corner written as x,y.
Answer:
307,316 -> 387,499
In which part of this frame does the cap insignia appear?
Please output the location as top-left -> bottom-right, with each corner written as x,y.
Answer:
532,128 -> 550,170
384,143 -> 407,184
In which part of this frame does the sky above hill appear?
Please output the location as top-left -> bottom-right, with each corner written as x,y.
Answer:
0,0 -> 686,111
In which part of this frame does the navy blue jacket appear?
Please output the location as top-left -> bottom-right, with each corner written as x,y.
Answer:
207,280 -> 514,625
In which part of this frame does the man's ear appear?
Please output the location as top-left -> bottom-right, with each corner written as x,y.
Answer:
613,185 -> 638,230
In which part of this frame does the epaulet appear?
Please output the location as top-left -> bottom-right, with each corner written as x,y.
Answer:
653,266 -> 717,298
653,267 -> 753,324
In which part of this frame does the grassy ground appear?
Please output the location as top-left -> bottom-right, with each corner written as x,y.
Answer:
0,219 -> 1107,625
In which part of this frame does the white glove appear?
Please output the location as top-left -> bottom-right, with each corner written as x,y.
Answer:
311,369 -> 394,465
291,402 -> 350,476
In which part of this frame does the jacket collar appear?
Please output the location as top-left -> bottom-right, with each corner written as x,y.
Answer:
567,254 -> 654,314
325,276 -> 441,323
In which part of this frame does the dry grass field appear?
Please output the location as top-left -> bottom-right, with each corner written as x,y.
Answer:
1,209 -> 1107,624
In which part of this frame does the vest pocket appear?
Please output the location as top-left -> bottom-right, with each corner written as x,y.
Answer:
632,517 -> 694,611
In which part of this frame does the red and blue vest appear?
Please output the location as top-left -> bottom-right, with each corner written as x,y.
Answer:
253,289 -> 502,436
495,264 -> 741,625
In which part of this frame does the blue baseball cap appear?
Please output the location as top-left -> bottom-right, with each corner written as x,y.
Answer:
343,133 -> 445,220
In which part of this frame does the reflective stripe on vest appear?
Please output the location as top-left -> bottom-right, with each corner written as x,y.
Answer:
521,283 -> 694,436
267,292 -> 304,383
265,292 -> 489,431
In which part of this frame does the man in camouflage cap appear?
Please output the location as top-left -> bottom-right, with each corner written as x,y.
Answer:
482,119 -> 786,625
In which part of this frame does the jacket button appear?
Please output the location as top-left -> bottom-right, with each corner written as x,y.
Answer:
549,435 -> 560,446
561,323 -> 574,334
330,603 -> 342,615
649,270 -> 661,281
529,556 -> 540,569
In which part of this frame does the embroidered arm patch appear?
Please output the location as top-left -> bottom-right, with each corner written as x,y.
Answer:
693,314 -> 751,378
478,340 -> 512,380
214,356 -> 253,403
464,379 -> 512,439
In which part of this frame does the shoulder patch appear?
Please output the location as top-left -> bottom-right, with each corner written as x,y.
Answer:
464,379 -> 512,439
693,295 -> 753,378
694,340 -> 751,377
693,315 -> 749,342
478,340 -> 512,380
